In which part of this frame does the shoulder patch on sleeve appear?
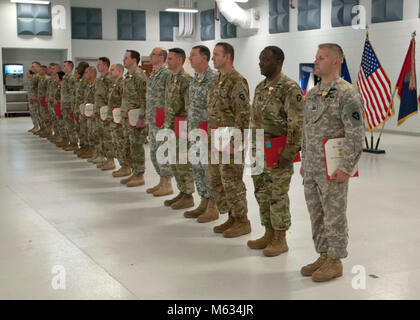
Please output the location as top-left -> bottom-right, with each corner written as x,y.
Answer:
346,101 -> 363,126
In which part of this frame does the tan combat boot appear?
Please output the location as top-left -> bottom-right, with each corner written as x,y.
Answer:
92,154 -> 105,164
247,227 -> 274,249
56,139 -> 69,147
96,161 -> 104,168
214,213 -> 234,233
146,177 -> 162,194
63,144 -> 78,151
311,256 -> 343,282
126,174 -> 145,187
82,149 -> 94,159
197,199 -> 219,223
76,148 -> 87,157
113,167 -> 131,177
223,215 -> 251,238
171,193 -> 194,210
184,197 -> 208,218
121,174 -> 134,185
300,253 -> 328,277
32,126 -> 40,134
28,126 -> 36,133
101,159 -> 116,171
263,230 -> 288,257
164,192 -> 183,207
87,153 -> 98,163
153,177 -> 174,197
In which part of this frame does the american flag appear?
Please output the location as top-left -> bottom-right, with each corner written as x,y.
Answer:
357,37 -> 393,130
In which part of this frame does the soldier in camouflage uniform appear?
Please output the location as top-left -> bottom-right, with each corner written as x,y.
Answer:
145,47 -> 174,197
182,45 -> 219,222
27,70 -> 39,133
36,65 -> 50,138
53,71 -> 67,142
92,57 -> 113,168
46,64 -> 61,143
29,61 -> 41,134
162,48 -> 195,210
84,67 -> 98,162
44,63 -> 58,141
107,64 -> 131,174
73,62 -> 90,157
119,50 -> 148,187
60,60 -> 78,150
207,42 -> 251,238
300,43 -> 364,282
247,46 -> 304,256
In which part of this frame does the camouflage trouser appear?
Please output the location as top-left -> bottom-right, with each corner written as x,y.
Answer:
28,102 -> 38,126
208,157 -> 247,218
111,122 -> 129,167
87,117 -> 99,151
50,106 -> 60,136
192,161 -> 212,199
252,164 -> 293,231
304,175 -> 349,260
96,118 -> 104,155
121,115 -> 146,175
79,115 -> 88,149
56,115 -> 66,138
73,107 -> 80,143
34,101 -> 43,128
148,124 -> 173,178
101,120 -> 114,159
41,104 -> 53,134
170,138 -> 194,195
62,105 -> 78,144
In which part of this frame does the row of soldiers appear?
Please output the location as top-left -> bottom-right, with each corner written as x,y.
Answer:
26,42 -> 364,283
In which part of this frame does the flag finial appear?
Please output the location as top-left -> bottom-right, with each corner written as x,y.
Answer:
412,31 -> 416,39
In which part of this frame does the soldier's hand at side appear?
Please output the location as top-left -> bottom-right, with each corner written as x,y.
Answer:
136,119 -> 147,128
276,155 -> 291,169
300,166 -> 304,178
331,169 -> 350,183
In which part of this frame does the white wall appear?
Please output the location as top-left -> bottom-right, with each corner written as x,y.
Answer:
194,0 -> 420,134
0,0 -> 72,115
70,0 -> 200,69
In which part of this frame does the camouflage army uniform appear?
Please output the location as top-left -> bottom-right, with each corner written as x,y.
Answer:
251,72 -> 304,231
29,73 -> 40,128
302,76 -> 364,260
94,73 -> 113,157
146,66 -> 173,178
46,76 -> 57,135
164,68 -> 194,195
207,68 -> 250,218
108,78 -> 128,167
37,74 -> 49,131
53,82 -> 66,139
61,72 -> 77,143
84,81 -> 96,150
74,77 -> 88,148
121,67 -> 148,175
188,67 -> 218,199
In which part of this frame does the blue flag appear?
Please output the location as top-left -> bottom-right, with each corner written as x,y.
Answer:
341,57 -> 352,83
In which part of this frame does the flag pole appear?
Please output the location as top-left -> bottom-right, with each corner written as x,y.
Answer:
374,31 -> 416,150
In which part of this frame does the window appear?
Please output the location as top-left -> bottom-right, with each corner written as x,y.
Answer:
298,0 -> 321,31
220,12 -> 237,39
269,0 -> 290,34
371,0 -> 403,23
331,0 -> 359,27
117,10 -> 146,41
200,9 -> 215,41
16,3 -> 52,36
71,7 -> 102,40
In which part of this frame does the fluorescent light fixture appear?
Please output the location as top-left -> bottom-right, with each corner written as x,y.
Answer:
165,8 -> 198,13
235,0 -> 249,2
10,0 -> 50,4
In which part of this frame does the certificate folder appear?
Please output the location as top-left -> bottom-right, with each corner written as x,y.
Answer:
155,108 -> 165,127
323,137 -> 359,181
264,136 -> 301,168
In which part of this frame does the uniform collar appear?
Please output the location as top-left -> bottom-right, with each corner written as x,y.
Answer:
262,72 -> 283,89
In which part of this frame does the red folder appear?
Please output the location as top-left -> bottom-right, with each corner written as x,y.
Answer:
155,108 -> 165,127
39,96 -> 47,107
29,99 -> 33,105
53,104 -> 62,116
75,117 -> 80,126
70,111 -> 74,119
174,117 -> 186,138
199,121 -> 208,143
264,136 -> 301,168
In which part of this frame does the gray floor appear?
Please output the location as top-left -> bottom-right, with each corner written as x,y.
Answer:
0,117 -> 419,300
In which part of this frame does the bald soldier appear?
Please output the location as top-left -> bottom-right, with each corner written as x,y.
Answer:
162,48 -> 195,210
300,43 -> 364,282
248,46 -> 304,256
145,47 -> 174,197
207,42 -> 251,238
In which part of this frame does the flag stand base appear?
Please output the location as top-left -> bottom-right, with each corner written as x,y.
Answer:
363,148 -> 386,154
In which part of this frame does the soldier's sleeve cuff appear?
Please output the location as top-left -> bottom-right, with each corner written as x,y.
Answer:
337,159 -> 355,176
282,146 -> 301,162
